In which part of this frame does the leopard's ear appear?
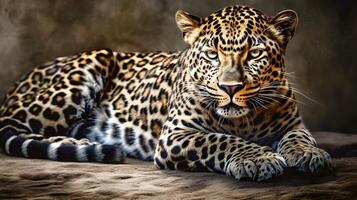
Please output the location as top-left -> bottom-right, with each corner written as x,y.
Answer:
268,10 -> 298,48
176,10 -> 201,46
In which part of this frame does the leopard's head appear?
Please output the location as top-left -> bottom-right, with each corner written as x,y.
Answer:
176,5 -> 298,118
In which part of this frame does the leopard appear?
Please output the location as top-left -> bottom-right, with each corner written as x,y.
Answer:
0,5 -> 332,181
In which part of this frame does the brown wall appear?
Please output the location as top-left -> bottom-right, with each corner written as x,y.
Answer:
0,0 -> 356,133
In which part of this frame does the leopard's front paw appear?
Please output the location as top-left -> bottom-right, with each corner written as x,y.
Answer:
280,144 -> 332,173
226,152 -> 286,182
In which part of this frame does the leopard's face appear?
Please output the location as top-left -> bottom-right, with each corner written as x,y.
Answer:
176,5 -> 298,118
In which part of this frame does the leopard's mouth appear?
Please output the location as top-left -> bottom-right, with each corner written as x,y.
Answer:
215,103 -> 249,118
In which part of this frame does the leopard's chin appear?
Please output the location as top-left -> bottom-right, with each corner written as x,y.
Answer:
215,104 -> 249,118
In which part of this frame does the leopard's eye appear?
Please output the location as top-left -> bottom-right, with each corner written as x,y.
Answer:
205,50 -> 218,60
249,49 -> 263,59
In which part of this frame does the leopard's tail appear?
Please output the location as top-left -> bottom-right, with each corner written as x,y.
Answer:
0,125 -> 125,163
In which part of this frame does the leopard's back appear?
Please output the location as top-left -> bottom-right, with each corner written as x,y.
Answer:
0,49 -> 180,162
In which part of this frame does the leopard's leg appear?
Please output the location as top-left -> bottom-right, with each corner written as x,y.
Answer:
277,128 -> 332,173
69,103 -> 156,161
67,106 -> 127,157
155,130 -> 286,181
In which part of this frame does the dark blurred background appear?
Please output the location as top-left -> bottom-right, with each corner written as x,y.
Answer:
0,0 -> 356,133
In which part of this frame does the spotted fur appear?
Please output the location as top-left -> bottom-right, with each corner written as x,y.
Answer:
0,5 -> 331,181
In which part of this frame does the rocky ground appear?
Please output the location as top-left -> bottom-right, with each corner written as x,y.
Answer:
0,132 -> 356,200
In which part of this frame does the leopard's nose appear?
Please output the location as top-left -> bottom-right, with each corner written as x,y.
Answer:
218,82 -> 245,97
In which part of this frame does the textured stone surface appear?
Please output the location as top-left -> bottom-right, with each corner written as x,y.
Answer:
0,1 -> 356,130
0,132 -> 356,199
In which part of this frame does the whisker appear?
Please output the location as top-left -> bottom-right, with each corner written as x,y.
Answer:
250,97 -> 269,110
257,95 -> 282,105
259,93 -> 306,105
255,99 -> 269,110
260,79 -> 317,104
